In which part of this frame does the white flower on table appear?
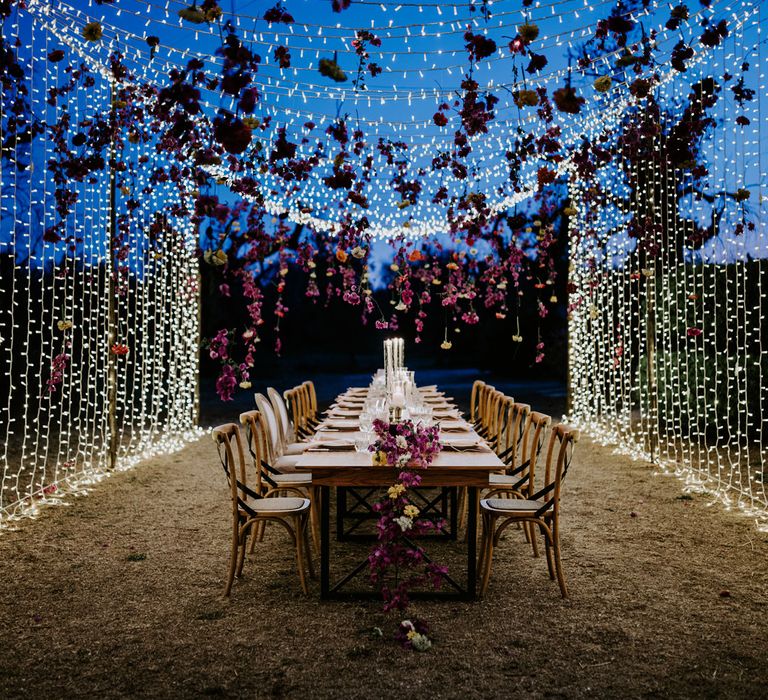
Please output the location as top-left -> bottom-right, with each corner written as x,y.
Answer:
396,435 -> 408,450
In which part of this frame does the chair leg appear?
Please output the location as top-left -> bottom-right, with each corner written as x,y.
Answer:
293,516 -> 309,595
477,510 -> 487,576
528,522 -> 540,558
224,525 -> 239,597
479,514 -> 497,597
303,513 -> 316,580
236,528 -> 248,577
309,486 -> 320,554
543,527 -> 556,580
552,524 -> 568,598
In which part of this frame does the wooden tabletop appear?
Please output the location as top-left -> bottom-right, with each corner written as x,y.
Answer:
294,385 -> 504,486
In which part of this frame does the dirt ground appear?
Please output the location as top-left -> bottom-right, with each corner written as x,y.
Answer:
1,389 -> 767,699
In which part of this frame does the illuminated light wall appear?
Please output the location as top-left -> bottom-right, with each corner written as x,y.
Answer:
0,11 -> 200,527
567,4 -> 768,529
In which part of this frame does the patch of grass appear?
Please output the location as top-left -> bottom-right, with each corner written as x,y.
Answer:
126,552 -> 146,561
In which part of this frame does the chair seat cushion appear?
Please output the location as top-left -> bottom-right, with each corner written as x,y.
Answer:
488,473 -> 521,485
274,455 -> 301,473
481,498 -> 542,514
274,473 -> 312,486
249,497 -> 310,514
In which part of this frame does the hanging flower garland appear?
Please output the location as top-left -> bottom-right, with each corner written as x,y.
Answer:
367,418 -> 447,649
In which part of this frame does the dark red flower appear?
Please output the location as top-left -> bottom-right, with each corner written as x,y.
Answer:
263,4 -> 294,23
213,114 -> 252,154
274,45 -> 291,68
552,86 -> 585,114
671,41 -> 694,72
464,31 -> 497,61
526,52 -> 547,74
700,19 -> 728,48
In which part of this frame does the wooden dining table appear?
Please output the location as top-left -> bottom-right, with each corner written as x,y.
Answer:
294,386 -> 505,600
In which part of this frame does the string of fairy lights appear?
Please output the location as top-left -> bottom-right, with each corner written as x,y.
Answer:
26,0 -> 747,241
567,2 -> 768,529
0,9 -> 200,526
0,0 -> 766,528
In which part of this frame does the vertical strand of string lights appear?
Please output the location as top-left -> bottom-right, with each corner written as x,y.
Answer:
0,10 -> 201,527
568,3 -> 768,529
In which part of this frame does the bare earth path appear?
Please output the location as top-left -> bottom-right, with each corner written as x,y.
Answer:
1,429 -> 767,699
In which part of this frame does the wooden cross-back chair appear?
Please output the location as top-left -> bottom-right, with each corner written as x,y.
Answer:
459,389 -> 510,531
268,386 -> 303,456
212,421 -> 313,597
494,402 -> 532,469
303,381 -> 319,424
486,391 -> 512,453
478,423 -> 580,598
469,380 -> 485,424
489,406 -> 544,498
487,408 -> 547,557
242,405 -> 320,552
285,383 -> 318,440
473,383 -> 496,439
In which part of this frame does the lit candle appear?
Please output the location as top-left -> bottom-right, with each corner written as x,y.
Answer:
392,386 -> 405,408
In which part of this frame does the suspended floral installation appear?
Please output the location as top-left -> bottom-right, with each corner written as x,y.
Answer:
1,0 -> 765,525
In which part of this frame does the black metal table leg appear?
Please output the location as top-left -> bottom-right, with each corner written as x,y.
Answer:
466,486 -> 478,596
320,485 -> 330,599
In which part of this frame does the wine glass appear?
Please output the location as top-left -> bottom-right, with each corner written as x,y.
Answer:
359,411 -> 374,433
354,431 -> 373,453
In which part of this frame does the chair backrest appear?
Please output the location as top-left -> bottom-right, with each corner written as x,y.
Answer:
536,423 -> 579,516
212,423 -> 251,519
268,386 -> 293,446
285,386 -> 306,436
255,392 -> 282,458
238,410 -> 272,496
303,380 -> 318,418
531,423 -> 579,522
479,384 -> 497,437
498,401 -> 531,467
470,380 -> 485,423
487,391 -> 510,452
521,411 -> 551,498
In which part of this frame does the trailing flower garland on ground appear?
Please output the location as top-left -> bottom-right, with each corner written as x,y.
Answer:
367,418 -> 447,649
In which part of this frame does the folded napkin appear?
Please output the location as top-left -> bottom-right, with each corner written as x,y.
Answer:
438,419 -> 472,432
307,441 -> 356,452
440,435 -> 481,447
433,410 -> 460,419
426,396 -> 453,404
327,407 -> 361,417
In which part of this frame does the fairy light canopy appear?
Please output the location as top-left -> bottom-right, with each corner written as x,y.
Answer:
23,0 -> 750,239
2,0 -> 767,533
